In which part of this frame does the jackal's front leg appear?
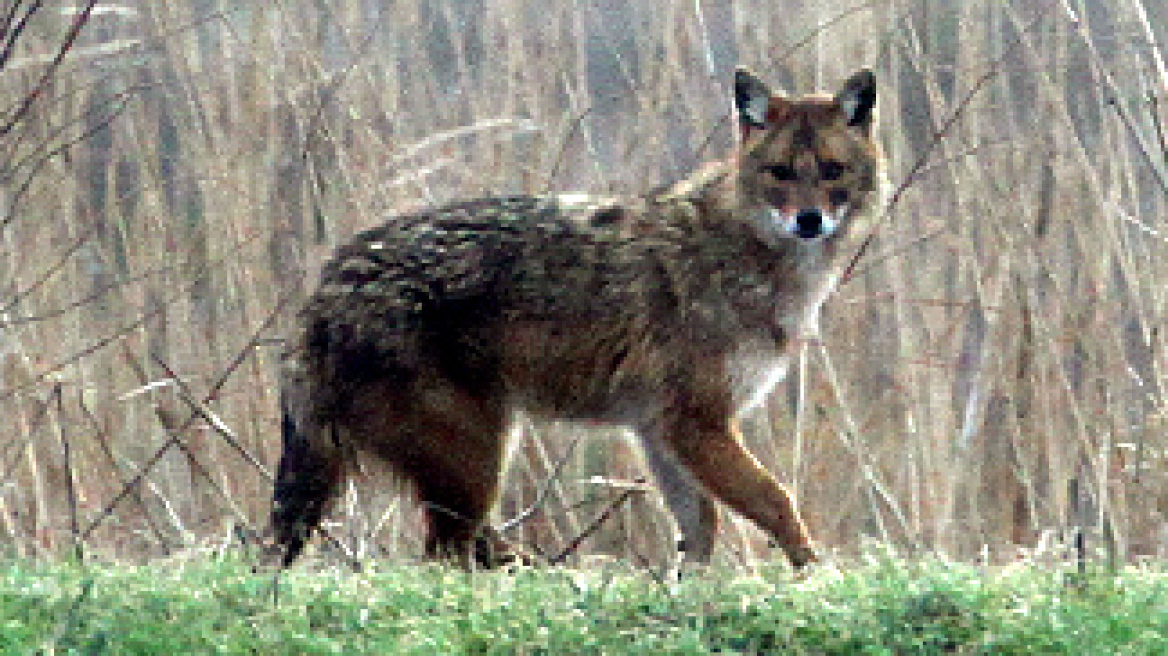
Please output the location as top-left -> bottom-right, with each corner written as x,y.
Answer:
662,389 -> 818,568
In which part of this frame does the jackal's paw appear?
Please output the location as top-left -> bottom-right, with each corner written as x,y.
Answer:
784,543 -> 821,570
472,534 -> 537,569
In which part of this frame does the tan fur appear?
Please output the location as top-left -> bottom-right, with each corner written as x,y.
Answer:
270,68 -> 882,569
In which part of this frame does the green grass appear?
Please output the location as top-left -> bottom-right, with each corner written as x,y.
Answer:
3,553 -> 1167,654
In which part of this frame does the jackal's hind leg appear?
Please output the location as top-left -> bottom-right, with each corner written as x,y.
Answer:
639,430 -> 720,563
419,474 -> 516,568
384,383 -> 517,568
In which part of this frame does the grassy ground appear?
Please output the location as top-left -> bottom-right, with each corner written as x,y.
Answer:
4,553 -> 1167,654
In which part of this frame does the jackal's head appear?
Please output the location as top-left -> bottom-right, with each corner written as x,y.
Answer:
732,68 -> 880,245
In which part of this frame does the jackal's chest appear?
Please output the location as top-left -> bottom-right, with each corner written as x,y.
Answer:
721,271 -> 839,415
727,343 -> 793,416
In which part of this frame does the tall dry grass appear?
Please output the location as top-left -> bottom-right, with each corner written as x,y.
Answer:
2,0 -> 1167,568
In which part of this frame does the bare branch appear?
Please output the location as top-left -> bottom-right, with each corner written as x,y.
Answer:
0,0 -> 98,137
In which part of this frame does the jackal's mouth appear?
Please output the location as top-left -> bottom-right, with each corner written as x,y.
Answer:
767,207 -> 841,241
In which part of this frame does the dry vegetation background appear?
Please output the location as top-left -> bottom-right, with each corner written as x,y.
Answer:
3,0 -> 1168,569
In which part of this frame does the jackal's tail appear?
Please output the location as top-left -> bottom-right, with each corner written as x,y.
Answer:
269,371 -> 343,567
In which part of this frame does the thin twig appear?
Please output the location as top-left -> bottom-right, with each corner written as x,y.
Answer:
150,352 -> 272,481
0,227 -> 95,317
770,0 -> 888,67
542,106 -> 595,193
842,9 -> 1052,284
0,0 -> 45,76
53,383 -> 83,561
77,390 -> 169,546
0,195 -> 272,400
549,480 -> 647,565
79,292 -> 294,541
1149,93 -> 1168,172
3,84 -> 145,230
0,0 -> 98,137
496,432 -> 584,535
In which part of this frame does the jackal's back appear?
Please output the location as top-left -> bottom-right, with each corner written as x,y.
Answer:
301,195 -> 652,416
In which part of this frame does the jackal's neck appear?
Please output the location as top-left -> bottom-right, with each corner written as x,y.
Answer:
651,160 -> 739,216
648,159 -> 784,257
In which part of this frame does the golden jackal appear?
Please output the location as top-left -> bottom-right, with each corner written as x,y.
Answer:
271,68 -> 881,569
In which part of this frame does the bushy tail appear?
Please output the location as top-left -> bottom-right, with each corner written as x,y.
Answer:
270,371 -> 343,567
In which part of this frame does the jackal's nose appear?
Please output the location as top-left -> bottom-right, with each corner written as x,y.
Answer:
794,209 -> 824,239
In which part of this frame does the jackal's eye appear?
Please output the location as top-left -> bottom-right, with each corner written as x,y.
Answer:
819,161 -> 846,181
765,164 -> 797,181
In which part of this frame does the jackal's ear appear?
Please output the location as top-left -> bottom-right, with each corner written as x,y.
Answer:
734,67 -> 775,133
836,69 -> 876,129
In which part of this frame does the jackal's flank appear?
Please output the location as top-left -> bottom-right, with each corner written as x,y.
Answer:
271,67 -> 882,569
